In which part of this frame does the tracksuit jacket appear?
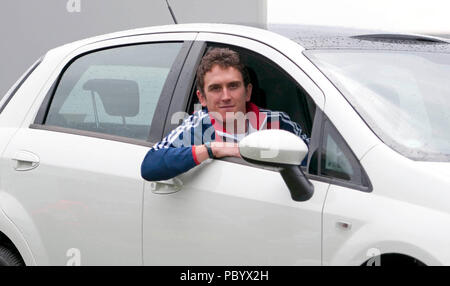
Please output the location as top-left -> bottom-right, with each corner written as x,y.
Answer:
141,102 -> 309,181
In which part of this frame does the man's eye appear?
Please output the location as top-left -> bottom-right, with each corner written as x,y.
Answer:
210,86 -> 221,91
229,83 -> 240,89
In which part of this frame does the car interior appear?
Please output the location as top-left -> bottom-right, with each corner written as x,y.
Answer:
46,77 -> 151,140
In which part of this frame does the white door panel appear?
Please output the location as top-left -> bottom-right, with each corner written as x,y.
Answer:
0,128 -> 147,265
322,185 -> 381,266
143,159 -> 329,265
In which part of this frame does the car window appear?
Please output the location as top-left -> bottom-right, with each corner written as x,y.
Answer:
45,42 -> 183,141
320,118 -> 368,188
187,44 -> 316,138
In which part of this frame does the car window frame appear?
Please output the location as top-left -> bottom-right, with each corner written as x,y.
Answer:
30,40 -> 194,146
0,57 -> 43,114
307,112 -> 373,192
162,41 -> 207,137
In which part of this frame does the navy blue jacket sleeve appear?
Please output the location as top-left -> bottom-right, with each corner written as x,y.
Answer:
140,111 -> 209,181
141,146 -> 197,181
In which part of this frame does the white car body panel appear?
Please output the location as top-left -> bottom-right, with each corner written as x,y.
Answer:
323,142 -> 450,266
0,205 -> 36,265
323,183 -> 445,266
143,159 -> 329,265
0,32 -> 197,265
0,128 -> 149,265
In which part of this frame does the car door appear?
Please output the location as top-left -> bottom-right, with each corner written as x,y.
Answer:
142,33 -> 329,265
0,33 -> 197,265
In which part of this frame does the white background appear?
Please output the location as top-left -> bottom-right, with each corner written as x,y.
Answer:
268,0 -> 450,34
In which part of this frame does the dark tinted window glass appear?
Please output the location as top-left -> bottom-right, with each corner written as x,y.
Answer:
45,42 -> 183,140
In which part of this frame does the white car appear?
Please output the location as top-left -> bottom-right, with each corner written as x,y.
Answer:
0,23 -> 449,266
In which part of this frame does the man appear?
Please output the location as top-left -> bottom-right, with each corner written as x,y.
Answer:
141,48 -> 309,181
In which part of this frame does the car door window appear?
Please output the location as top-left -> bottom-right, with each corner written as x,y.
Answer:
45,42 -> 183,141
187,44 -> 316,138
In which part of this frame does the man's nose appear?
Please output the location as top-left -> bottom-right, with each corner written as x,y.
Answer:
221,87 -> 232,100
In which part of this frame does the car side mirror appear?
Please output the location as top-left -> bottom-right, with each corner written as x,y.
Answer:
239,130 -> 314,202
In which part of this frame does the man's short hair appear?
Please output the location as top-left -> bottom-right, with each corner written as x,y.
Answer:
196,48 -> 250,95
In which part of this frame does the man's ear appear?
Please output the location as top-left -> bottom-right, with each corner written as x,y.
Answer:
245,83 -> 253,102
196,89 -> 207,107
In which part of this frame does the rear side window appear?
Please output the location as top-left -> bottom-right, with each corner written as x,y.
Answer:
0,58 -> 42,113
45,42 -> 183,140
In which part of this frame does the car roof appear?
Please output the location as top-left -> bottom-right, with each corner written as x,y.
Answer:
55,23 -> 290,51
269,24 -> 450,53
50,23 -> 450,56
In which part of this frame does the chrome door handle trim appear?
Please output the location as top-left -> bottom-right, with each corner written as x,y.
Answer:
12,150 -> 40,171
149,177 -> 183,194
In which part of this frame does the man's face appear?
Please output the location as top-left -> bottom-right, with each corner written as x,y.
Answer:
197,65 -> 252,124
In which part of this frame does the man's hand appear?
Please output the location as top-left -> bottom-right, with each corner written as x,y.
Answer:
211,142 -> 241,158
194,142 -> 241,164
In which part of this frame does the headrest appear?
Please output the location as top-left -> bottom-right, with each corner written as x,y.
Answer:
83,79 -> 139,117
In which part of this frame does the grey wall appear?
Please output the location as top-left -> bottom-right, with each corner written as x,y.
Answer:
0,0 -> 267,97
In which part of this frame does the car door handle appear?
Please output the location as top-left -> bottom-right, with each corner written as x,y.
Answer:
12,150 -> 40,171
149,177 -> 183,194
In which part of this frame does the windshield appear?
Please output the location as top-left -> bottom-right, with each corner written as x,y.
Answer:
305,50 -> 450,161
